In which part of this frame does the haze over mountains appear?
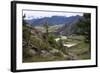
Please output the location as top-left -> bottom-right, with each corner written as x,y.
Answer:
25,15 -> 82,26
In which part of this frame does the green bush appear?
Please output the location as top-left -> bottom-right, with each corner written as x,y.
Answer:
48,34 -> 58,47
23,25 -> 31,42
53,52 -> 63,57
30,36 -> 52,51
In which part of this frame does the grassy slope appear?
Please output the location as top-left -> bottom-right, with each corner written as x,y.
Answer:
23,34 -> 91,63
66,35 -> 91,60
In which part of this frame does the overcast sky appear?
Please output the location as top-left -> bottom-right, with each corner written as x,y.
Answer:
23,10 -> 83,20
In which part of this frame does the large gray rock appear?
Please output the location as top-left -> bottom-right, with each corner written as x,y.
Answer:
29,49 -> 37,55
50,49 -> 59,54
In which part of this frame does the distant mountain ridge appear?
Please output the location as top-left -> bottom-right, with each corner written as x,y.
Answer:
25,15 -> 81,26
55,17 -> 81,35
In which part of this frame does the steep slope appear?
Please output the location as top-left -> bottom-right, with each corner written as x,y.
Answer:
55,16 -> 82,35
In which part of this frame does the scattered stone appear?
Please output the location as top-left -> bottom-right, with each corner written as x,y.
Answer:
29,49 -> 37,55
50,49 -> 59,54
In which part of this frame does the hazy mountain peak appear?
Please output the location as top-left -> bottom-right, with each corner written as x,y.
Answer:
25,15 -> 81,26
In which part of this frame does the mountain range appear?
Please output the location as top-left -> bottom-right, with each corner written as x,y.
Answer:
25,15 -> 82,35
25,15 -> 81,26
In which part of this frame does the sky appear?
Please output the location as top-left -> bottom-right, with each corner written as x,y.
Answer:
23,10 -> 83,20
